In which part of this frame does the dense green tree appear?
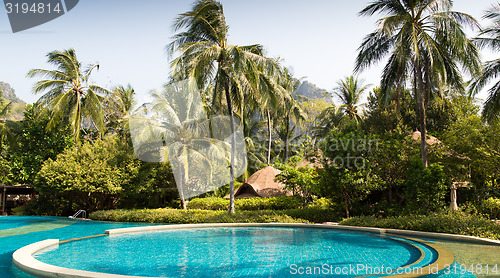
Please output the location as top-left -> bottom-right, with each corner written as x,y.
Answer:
356,0 -> 481,167
319,128 -> 383,217
27,49 -> 111,144
275,156 -> 319,203
363,87 -> 412,134
168,0 -> 277,213
404,159 -> 449,212
120,162 -> 178,209
10,105 -> 73,184
0,89 -> 14,147
443,114 -> 500,203
34,136 -> 141,215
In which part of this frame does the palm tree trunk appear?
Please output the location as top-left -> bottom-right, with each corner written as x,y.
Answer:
266,108 -> 271,165
223,71 -> 236,214
178,161 -> 187,210
416,65 -> 428,167
285,114 -> 290,162
344,193 -> 349,218
395,85 -> 401,119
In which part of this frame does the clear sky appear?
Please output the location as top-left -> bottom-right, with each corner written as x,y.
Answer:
0,0 -> 496,105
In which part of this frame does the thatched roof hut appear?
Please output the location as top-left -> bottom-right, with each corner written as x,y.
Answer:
225,166 -> 291,199
408,130 -> 441,146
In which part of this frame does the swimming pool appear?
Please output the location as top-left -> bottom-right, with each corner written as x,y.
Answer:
33,226 -> 428,277
2,217 -> 495,277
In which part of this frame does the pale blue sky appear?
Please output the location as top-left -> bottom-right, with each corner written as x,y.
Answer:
0,0 -> 496,104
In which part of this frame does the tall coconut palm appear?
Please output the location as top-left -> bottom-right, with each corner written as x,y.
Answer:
254,65 -> 291,165
470,3 -> 500,124
355,0 -> 481,167
105,84 -> 136,136
130,80 -> 237,209
332,76 -> 369,123
27,49 -> 111,144
276,68 -> 306,162
168,0 -> 277,213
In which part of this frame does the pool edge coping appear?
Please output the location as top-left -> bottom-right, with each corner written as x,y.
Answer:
12,239 -> 152,278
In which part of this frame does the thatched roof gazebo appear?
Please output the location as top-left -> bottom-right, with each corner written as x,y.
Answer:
408,130 -> 441,146
225,166 -> 291,199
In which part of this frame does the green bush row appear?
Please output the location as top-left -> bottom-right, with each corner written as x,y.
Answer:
339,211 -> 500,240
186,196 -> 302,210
90,207 -> 341,224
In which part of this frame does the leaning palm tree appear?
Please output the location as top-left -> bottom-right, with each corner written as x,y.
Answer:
168,0 -> 277,213
27,49 -> 111,144
470,3 -> 500,124
355,0 -> 481,167
332,76 -> 369,123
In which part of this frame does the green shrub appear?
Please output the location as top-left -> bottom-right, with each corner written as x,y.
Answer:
340,211 -> 500,240
274,158 -> 319,202
187,196 -> 301,211
90,208 -> 303,224
90,207 -> 342,224
284,208 -> 341,223
187,197 -> 228,210
403,160 -> 449,212
306,198 -> 333,209
483,197 -> 500,219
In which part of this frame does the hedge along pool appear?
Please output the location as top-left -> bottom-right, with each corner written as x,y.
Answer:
2,217 -> 499,277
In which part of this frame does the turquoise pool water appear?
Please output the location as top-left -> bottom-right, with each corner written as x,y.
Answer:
36,227 -> 428,277
0,216 -> 146,278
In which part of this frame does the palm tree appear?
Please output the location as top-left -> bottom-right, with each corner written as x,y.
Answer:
355,0 -> 481,167
0,92 -> 13,147
470,3 -> 500,124
168,0 -> 277,213
276,69 -> 306,162
241,107 -> 267,174
314,104 -> 344,139
129,80 -> 237,209
27,49 -> 111,144
105,84 -> 136,136
332,76 -> 369,123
